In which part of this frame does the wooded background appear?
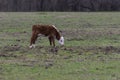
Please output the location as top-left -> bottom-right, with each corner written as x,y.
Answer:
0,0 -> 120,11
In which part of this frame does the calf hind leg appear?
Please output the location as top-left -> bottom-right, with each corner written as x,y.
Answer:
30,33 -> 38,48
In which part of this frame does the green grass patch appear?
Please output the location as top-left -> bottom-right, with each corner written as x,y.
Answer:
0,12 -> 120,80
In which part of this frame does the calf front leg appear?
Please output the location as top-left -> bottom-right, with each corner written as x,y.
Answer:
48,36 -> 52,46
51,36 -> 55,47
48,36 -> 55,46
52,37 -> 55,47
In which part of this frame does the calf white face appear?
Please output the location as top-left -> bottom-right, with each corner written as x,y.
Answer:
58,36 -> 64,45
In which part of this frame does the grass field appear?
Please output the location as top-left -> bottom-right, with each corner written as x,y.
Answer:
0,12 -> 120,80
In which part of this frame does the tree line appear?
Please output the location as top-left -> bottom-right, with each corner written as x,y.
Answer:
0,0 -> 120,11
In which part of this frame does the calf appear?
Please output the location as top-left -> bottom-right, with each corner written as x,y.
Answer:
29,25 -> 64,48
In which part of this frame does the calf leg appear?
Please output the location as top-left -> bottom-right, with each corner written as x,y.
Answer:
48,36 -> 55,46
30,32 -> 38,48
52,37 -> 55,47
51,36 -> 55,47
48,36 -> 52,46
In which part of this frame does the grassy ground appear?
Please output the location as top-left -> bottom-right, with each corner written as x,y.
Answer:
0,12 -> 120,80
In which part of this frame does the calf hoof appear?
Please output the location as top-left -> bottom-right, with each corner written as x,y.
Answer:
29,46 -> 33,49
29,44 -> 35,49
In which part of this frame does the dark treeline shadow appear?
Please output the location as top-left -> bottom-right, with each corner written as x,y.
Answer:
0,0 -> 120,12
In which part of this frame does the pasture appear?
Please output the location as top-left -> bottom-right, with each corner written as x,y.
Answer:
0,12 -> 120,80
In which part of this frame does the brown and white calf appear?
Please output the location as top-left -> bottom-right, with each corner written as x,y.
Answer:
29,25 -> 64,48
